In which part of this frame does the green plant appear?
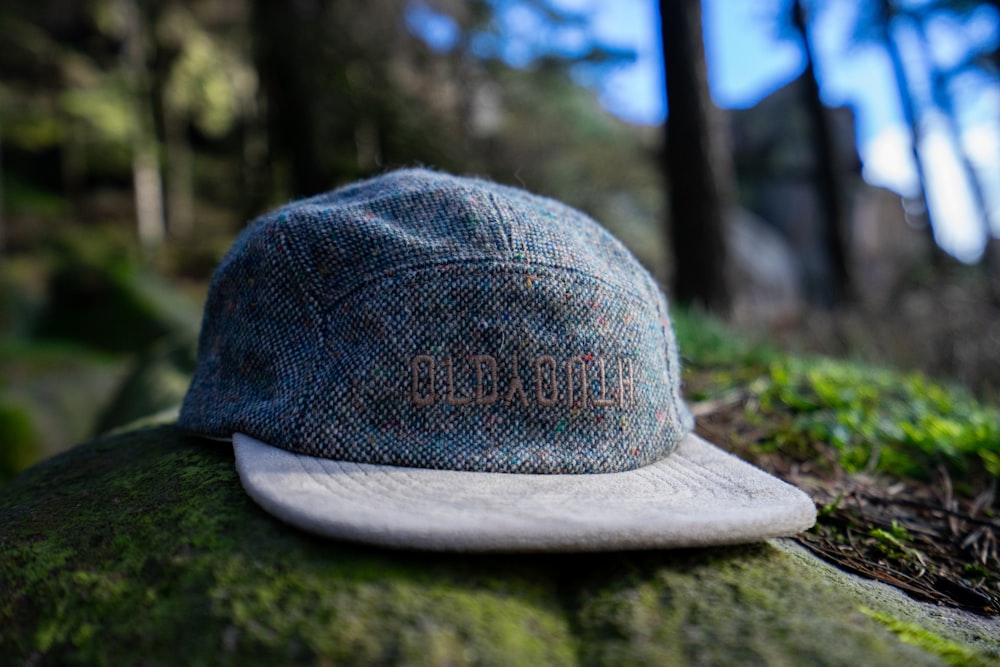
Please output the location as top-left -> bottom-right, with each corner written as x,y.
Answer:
754,358 -> 1000,482
0,401 -> 40,483
671,308 -> 776,369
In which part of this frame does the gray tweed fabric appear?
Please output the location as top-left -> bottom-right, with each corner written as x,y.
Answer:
179,168 -> 692,474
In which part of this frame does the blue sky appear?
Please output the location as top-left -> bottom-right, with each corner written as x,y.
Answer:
408,0 -> 1000,261
561,0 -> 1000,261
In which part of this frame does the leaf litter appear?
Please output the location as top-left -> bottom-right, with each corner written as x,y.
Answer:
692,385 -> 999,616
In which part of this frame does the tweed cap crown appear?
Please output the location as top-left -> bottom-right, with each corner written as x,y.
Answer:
179,169 -> 693,474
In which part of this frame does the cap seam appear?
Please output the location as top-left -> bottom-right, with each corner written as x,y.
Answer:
290,254 -> 659,315
273,221 -> 330,434
482,190 -> 514,254
654,288 -> 687,431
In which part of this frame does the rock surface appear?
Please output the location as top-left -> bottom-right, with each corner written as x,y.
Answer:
2,422 -> 998,666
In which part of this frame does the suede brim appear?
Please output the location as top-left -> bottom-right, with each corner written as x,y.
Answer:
232,432 -> 817,552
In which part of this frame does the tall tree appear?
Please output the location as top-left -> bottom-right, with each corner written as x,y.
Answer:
0,118 -> 5,257
875,0 -> 946,264
251,0 -> 335,198
790,0 -> 853,307
158,0 -> 257,237
116,0 -> 166,252
659,0 -> 732,314
904,4 -> 996,263
251,0 -> 454,197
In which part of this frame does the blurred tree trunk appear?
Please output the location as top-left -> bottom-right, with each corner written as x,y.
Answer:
908,12 -> 993,263
251,0 -> 331,197
791,0 -> 852,307
659,0 -> 732,315
240,96 -> 270,224
60,118 -> 88,218
0,119 -> 4,257
118,0 -> 166,252
164,109 -> 194,239
252,0 -> 393,196
876,0 -> 947,266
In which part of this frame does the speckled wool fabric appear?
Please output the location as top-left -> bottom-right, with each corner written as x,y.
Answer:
180,169 -> 692,474
179,168 -> 816,550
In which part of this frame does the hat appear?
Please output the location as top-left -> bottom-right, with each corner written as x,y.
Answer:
179,168 -> 815,551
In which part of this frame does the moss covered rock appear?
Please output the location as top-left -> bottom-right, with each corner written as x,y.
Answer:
30,233 -> 201,355
0,342 -> 128,471
1,422 -> 998,666
94,337 -> 197,434
0,401 -> 40,484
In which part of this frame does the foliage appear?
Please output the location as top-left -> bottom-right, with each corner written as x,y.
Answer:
158,4 -> 258,139
671,307 -> 780,405
754,356 -> 1000,481
868,520 -> 916,560
673,308 -> 1000,486
677,313 -> 999,614
61,74 -> 135,147
27,228 -> 201,353
672,307 -> 777,369
0,0 -> 663,271
0,87 -> 65,152
0,399 -> 39,484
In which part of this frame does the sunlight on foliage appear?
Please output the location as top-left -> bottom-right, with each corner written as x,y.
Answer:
0,85 -> 63,150
672,308 -> 776,368
0,399 -> 39,483
868,520 -> 916,560
161,6 -> 257,138
61,78 -> 135,146
755,358 -> 1000,481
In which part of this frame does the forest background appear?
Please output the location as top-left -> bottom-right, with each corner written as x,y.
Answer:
0,0 -> 998,480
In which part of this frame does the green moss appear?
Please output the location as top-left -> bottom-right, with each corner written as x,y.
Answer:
0,425 -> 576,666
673,313 -> 999,487
2,422 -> 997,665
0,401 -> 40,482
862,608 -> 993,667
212,559 -> 575,665
671,307 -> 776,370
0,429 -> 236,663
754,357 -> 1000,481
572,546 -> 941,667
0,341 -> 128,475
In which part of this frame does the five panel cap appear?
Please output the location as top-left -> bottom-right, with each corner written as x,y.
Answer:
179,168 -> 816,551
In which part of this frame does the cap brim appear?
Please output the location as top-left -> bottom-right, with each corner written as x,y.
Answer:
232,432 -> 816,552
